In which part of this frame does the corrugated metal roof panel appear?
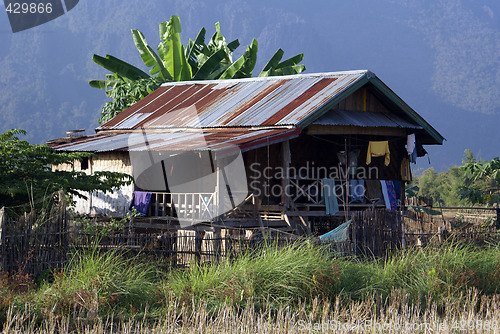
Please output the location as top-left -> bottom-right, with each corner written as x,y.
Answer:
53,129 -> 301,155
97,71 -> 369,130
86,70 -> 443,144
312,110 -> 422,129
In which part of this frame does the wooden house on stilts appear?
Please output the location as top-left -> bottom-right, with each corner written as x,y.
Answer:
48,70 -> 443,243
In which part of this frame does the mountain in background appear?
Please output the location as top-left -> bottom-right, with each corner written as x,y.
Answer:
0,0 -> 498,171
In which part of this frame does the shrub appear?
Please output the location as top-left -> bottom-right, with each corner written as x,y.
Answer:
33,247 -> 159,319
164,240 -> 341,310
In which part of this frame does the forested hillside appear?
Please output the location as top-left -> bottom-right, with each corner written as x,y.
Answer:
0,0 -> 498,170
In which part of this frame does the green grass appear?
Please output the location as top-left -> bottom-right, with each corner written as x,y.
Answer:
31,247 -> 160,319
164,240 -> 341,310
2,240 -> 500,328
353,243 -> 500,301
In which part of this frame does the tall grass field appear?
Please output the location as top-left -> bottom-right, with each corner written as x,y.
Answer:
1,241 -> 500,333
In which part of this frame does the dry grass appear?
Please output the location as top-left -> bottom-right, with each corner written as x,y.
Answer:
2,290 -> 500,333
3,241 -> 500,332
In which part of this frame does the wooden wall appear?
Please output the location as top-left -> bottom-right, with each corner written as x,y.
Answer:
331,87 -> 391,113
54,152 -> 134,216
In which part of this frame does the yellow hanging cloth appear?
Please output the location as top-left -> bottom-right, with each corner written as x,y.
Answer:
366,141 -> 390,166
401,157 -> 412,181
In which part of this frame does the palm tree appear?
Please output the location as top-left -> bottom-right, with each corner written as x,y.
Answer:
90,15 -> 305,124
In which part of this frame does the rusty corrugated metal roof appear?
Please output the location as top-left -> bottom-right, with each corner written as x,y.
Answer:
50,70 -> 444,153
98,71 -> 369,130
312,110 -> 422,128
52,128 -> 301,156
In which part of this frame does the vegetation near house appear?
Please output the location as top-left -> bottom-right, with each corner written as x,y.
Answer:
1,241 -> 500,332
2,12 -> 500,334
414,149 -> 500,206
0,129 -> 132,208
90,15 -> 306,124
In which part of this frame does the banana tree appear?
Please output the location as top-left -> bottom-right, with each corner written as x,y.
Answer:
90,15 -> 306,124
459,158 -> 500,204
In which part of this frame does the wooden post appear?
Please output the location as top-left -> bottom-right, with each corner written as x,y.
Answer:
194,229 -> 205,264
281,140 -> 291,210
214,227 -> 221,261
496,208 -> 500,230
215,159 -> 221,218
0,207 -> 5,271
401,181 -> 406,249
352,212 -> 357,256
438,226 -> 443,244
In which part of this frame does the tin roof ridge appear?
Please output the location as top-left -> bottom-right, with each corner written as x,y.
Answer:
159,70 -> 371,87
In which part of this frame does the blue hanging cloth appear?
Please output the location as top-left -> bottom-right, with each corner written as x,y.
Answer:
322,178 -> 339,215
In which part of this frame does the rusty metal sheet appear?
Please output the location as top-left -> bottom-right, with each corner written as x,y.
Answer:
53,128 -> 301,154
98,71 -> 370,130
278,73 -> 364,124
99,86 -> 170,128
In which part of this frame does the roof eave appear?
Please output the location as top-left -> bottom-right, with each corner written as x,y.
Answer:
298,72 -> 445,145
367,76 -> 445,145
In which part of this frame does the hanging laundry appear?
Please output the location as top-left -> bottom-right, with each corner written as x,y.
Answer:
365,179 -> 382,202
410,148 -> 417,163
348,149 -> 360,176
392,180 -> 401,200
386,181 -> 398,211
349,179 -> 365,203
366,141 -> 390,166
380,180 -> 397,211
337,151 -> 346,166
319,220 -> 352,243
416,143 -> 428,157
130,191 -> 152,215
400,157 -> 412,181
407,133 -> 417,163
380,181 -> 390,210
322,178 -> 339,215
407,133 -> 416,154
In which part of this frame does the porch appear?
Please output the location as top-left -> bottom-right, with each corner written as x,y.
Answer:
140,175 -> 396,235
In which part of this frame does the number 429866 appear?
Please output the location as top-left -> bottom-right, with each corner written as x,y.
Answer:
5,2 -> 53,14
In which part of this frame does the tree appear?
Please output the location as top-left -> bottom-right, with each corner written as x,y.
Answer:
413,150 -> 500,206
0,129 -> 132,208
460,156 -> 500,205
90,15 -> 306,124
415,167 -> 445,204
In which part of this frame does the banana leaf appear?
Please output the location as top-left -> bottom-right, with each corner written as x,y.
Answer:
131,29 -> 171,80
192,49 -> 227,80
219,39 -> 258,79
260,64 -> 305,77
91,54 -> 149,80
276,53 -> 304,69
186,27 -> 207,74
227,39 -> 240,52
158,16 -> 192,81
260,49 -> 284,74
89,80 -> 108,90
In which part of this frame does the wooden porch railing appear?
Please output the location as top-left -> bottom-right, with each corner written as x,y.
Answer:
148,192 -> 216,222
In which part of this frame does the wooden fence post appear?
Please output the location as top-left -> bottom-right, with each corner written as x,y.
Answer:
0,207 -> 5,271
214,227 -> 221,261
496,208 -> 500,230
194,230 -> 205,264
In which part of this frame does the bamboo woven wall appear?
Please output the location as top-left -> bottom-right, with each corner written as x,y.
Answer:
53,152 -> 134,216
351,209 -> 403,257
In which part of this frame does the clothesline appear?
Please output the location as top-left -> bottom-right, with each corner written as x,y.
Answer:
311,135 -> 406,147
